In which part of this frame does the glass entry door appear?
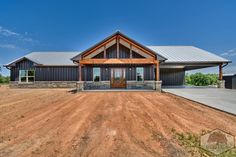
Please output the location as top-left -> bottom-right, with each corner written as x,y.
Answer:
111,68 -> 126,88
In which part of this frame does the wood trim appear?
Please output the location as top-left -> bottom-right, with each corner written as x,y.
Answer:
79,64 -> 82,81
82,36 -> 117,58
117,36 -> 119,58
118,35 -> 156,58
82,34 -> 156,59
219,64 -> 223,80
104,45 -> 106,58
155,60 -> 160,81
130,44 -> 132,58
79,58 -> 158,65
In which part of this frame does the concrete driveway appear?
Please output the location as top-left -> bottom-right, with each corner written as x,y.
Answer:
163,87 -> 236,116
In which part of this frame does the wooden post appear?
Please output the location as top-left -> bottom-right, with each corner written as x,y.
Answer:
155,61 -> 160,81
79,63 -> 82,81
104,45 -> 106,58
117,36 -> 119,58
219,63 -> 223,80
130,44 -> 132,58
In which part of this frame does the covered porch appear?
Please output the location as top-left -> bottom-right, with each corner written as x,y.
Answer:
76,59 -> 161,91
71,32 -> 164,91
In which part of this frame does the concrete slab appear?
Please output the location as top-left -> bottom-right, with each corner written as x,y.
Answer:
163,87 -> 236,116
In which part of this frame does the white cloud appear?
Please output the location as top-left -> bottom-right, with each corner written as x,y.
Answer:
0,26 -> 37,44
0,44 -> 18,49
0,26 -> 19,37
221,48 -> 236,57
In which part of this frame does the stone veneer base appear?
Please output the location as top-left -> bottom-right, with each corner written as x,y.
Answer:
10,81 -> 77,88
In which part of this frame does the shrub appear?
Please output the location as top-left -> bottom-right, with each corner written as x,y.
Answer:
0,74 -> 10,84
185,73 -> 218,86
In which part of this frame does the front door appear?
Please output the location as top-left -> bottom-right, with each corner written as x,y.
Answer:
111,68 -> 126,88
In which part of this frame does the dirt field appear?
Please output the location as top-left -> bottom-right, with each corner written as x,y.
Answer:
0,86 -> 236,157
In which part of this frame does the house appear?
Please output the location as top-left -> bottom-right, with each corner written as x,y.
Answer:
4,31 -> 230,91
223,74 -> 236,89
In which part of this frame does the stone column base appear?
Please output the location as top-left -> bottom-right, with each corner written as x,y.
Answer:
77,81 -> 84,92
155,81 -> 162,92
218,80 -> 225,88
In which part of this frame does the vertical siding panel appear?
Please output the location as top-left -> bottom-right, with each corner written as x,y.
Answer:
160,69 -> 185,86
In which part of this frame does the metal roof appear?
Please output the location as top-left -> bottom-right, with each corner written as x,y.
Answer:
5,52 -> 80,66
148,46 -> 230,63
5,46 -> 230,67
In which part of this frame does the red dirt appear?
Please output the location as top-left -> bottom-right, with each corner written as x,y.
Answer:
0,86 -> 236,157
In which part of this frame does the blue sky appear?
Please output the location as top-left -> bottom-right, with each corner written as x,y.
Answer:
0,0 -> 236,76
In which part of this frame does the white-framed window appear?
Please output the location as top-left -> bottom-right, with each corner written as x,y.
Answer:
136,67 -> 144,81
19,70 -> 35,83
93,67 -> 101,82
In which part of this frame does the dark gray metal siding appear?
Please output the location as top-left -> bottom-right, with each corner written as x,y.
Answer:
233,76 -> 236,89
10,58 -> 78,81
82,65 -> 154,81
10,59 -> 35,81
90,43 -> 145,59
132,51 -> 145,58
125,67 -> 136,81
35,66 -> 78,81
160,69 -> 185,85
223,76 -> 233,89
93,52 -> 104,58
224,75 -> 236,89
119,44 -> 130,58
82,66 -> 93,81
106,44 -> 117,58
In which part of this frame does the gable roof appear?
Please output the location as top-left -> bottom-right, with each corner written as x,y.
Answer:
71,31 -> 167,61
5,46 -> 230,67
148,46 -> 230,64
5,52 -> 79,67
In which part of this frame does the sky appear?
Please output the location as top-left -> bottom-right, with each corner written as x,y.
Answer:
0,0 -> 236,76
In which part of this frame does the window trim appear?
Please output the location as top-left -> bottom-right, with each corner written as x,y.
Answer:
136,67 -> 144,82
19,70 -> 35,83
93,67 -> 101,82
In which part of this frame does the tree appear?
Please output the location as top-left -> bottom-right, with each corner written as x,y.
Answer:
185,73 -> 218,86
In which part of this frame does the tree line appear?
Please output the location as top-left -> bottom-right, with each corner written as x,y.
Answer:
185,73 -> 219,86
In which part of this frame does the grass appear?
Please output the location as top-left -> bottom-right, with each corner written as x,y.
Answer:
171,129 -> 236,157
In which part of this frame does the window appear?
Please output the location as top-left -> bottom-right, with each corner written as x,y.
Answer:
136,67 -> 144,81
19,70 -> 35,83
93,67 -> 100,82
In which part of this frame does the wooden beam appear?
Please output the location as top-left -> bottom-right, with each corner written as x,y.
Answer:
130,44 -> 132,58
155,60 -> 160,81
79,64 -> 82,81
82,36 -> 116,58
79,58 -> 158,65
104,45 -> 106,58
219,63 -> 223,80
117,36 -> 119,58
118,35 -> 156,58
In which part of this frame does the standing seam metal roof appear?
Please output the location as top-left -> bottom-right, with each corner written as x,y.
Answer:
5,46 -> 230,66
147,46 -> 230,63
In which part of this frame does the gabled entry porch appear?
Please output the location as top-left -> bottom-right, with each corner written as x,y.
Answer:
72,31 -> 164,91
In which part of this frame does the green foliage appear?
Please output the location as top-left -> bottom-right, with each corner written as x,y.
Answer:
185,73 -> 219,86
0,74 -> 10,84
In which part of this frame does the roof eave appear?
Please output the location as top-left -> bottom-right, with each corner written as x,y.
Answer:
4,57 -> 41,67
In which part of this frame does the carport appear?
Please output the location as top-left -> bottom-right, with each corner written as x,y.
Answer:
163,87 -> 236,116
